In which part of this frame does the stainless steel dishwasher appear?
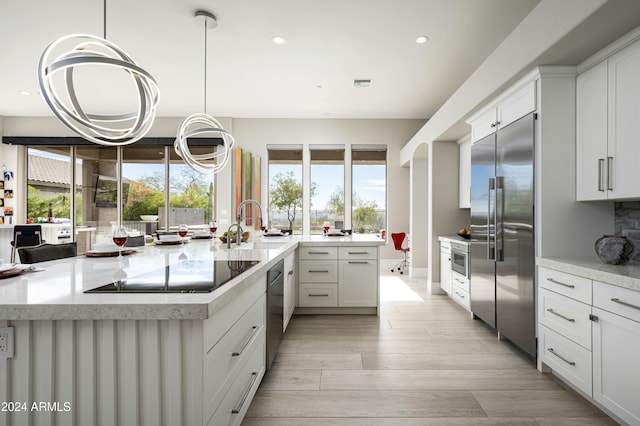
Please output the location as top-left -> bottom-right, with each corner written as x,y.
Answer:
266,259 -> 284,370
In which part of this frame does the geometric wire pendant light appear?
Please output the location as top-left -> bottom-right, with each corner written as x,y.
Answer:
37,0 -> 160,146
174,10 -> 235,174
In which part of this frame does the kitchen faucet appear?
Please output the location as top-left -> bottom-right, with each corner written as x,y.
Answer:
236,199 -> 264,230
227,200 -> 264,248
226,223 -> 243,248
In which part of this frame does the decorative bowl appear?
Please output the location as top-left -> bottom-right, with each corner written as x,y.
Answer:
457,232 -> 471,240
140,215 -> 159,222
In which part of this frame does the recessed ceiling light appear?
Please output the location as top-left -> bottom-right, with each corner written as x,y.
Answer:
416,35 -> 430,44
20,91 -> 32,96
272,36 -> 286,45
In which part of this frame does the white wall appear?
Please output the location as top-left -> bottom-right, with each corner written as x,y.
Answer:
410,155 -> 428,277
229,118 -> 424,260
428,141 -> 468,294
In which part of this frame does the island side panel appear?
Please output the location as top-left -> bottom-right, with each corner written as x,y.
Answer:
1,318 -> 205,426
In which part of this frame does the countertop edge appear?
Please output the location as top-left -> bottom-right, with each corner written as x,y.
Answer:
537,257 -> 640,292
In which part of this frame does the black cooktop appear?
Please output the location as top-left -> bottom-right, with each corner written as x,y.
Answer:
85,260 -> 260,293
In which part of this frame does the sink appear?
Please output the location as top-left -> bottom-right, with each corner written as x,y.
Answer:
232,241 -> 286,250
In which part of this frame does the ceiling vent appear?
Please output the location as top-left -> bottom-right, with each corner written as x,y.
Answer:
353,79 -> 372,88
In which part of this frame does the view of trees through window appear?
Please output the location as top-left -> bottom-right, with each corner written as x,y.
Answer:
268,145 -> 386,234
26,145 -> 216,246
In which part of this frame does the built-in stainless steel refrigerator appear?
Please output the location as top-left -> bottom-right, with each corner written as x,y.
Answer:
470,113 -> 536,358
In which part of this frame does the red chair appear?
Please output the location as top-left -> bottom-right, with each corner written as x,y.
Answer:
391,232 -> 409,274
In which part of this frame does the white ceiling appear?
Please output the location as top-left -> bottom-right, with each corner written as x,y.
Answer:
0,0 -> 541,119
3,1 -> 640,124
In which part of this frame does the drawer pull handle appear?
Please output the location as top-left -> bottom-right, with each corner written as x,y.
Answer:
348,261 -> 369,264
309,294 -> 329,297
348,251 -> 369,255
231,371 -> 259,414
455,291 -> 465,298
546,278 -> 575,289
309,270 -> 329,273
547,348 -> 575,366
547,308 -> 575,323
308,251 -> 330,255
232,325 -> 260,357
611,298 -> 640,311
454,277 -> 465,284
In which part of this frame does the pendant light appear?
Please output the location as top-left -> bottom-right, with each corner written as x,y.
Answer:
37,0 -> 160,146
174,10 -> 235,175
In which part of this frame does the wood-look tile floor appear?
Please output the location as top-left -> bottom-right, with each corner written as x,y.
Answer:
243,274 -> 617,425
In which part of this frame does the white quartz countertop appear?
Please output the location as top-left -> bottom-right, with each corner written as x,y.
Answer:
0,234 -> 383,320
438,235 -> 471,245
537,257 -> 640,292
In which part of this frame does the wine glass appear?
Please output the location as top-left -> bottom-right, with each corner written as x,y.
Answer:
178,224 -> 188,245
112,227 -> 128,259
208,221 -> 217,235
323,221 -> 330,236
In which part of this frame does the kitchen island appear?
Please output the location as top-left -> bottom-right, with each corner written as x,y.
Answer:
0,234 -> 383,426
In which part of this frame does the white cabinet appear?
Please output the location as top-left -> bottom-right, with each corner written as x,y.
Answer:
576,61 -> 608,200
440,240 -> 452,295
451,272 -> 470,311
283,251 -> 296,331
592,282 -> 640,426
297,245 -> 379,310
577,39 -> 640,200
468,80 -> 536,142
538,264 -> 640,424
458,138 -> 471,208
338,247 -> 378,307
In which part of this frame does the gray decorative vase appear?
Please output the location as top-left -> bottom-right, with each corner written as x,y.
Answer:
594,235 -> 635,265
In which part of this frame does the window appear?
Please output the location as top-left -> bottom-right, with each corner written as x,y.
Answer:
25,141 -> 217,248
168,147 -> 215,229
351,146 -> 387,234
309,146 -> 344,233
26,147 -> 73,232
75,145 -> 118,245
268,146 -> 303,234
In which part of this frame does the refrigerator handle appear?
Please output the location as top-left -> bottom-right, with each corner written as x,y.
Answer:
495,176 -> 504,262
488,177 -> 495,260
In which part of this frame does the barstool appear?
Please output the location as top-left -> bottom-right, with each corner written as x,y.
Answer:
10,225 -> 44,262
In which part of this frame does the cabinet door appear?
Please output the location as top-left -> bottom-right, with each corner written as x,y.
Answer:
283,252 -> 296,331
496,80 -> 536,130
338,260 -> 378,307
469,108 -> 497,142
592,307 -> 640,425
440,249 -> 452,295
576,61 -> 608,201
607,39 -> 640,199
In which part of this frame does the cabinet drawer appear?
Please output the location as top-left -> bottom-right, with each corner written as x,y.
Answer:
539,325 -> 592,397
452,272 -> 469,292
204,294 -> 265,416
451,285 -> 470,310
593,281 -> 640,323
299,284 -> 338,307
298,260 -> 338,282
338,246 -> 378,260
538,267 -> 592,304
298,246 -> 338,260
539,288 -> 592,350
206,337 -> 266,426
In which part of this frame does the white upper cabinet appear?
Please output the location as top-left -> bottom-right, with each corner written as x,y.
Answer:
576,61 -> 608,201
577,38 -> 640,201
468,80 -> 536,143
